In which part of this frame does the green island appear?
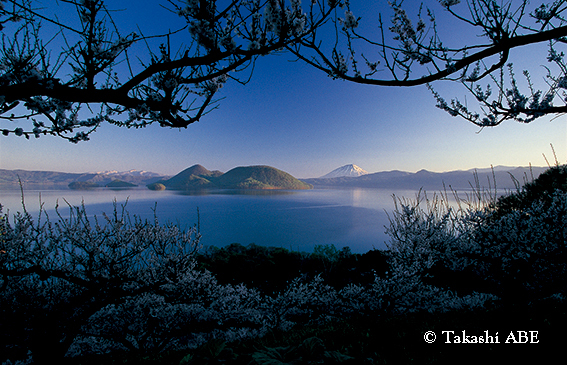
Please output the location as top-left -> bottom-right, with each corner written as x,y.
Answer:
68,181 -> 100,189
105,180 -> 137,188
152,164 -> 312,191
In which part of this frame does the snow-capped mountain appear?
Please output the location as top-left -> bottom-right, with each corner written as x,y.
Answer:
320,164 -> 369,178
94,170 -> 164,178
0,168 -> 169,189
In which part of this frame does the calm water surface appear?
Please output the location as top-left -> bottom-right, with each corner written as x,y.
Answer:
0,187 -> 423,253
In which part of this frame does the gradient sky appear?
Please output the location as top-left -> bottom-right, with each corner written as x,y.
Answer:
0,1 -> 565,178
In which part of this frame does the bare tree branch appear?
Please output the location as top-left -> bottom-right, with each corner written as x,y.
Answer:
2,0 -> 566,141
0,0 -> 338,141
289,0 -> 567,125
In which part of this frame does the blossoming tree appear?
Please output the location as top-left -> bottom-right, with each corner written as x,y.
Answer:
288,0 -> 567,126
0,0 -> 338,141
2,1 -> 566,142
0,200 -> 203,361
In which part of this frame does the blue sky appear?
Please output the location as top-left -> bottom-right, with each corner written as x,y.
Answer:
0,1 -> 565,178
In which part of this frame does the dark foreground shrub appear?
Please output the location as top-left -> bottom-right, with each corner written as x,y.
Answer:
196,243 -> 388,293
386,165 -> 567,307
0,202 -> 200,362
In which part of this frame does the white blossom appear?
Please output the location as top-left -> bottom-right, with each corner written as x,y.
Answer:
343,10 -> 358,29
2,168 -> 565,362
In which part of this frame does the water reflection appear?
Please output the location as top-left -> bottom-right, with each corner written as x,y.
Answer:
174,189 -> 297,197
0,187 -> 425,252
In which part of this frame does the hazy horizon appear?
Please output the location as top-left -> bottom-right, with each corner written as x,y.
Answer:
0,162 -> 555,180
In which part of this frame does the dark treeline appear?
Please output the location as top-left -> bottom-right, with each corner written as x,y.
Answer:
196,243 -> 389,294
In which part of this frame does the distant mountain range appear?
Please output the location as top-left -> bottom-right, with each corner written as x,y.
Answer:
0,165 -> 312,191
304,165 -> 550,191
0,169 -> 168,189
154,165 -> 312,190
320,164 -> 369,178
0,165 -> 552,192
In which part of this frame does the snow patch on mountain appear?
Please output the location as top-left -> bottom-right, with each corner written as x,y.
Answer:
320,164 -> 369,178
94,170 -> 164,178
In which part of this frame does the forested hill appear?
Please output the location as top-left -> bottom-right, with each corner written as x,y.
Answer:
159,165 -> 312,190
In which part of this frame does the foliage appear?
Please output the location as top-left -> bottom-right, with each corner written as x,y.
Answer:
147,182 -> 166,191
383,165 -> 567,307
0,201 -> 379,363
196,243 -> 387,293
2,1 -> 566,142
61,304 -> 567,364
1,165 -> 566,363
213,166 -> 312,190
159,165 -> 312,191
197,243 -> 307,294
0,0 -> 339,141
68,181 -> 100,189
464,165 -> 567,302
495,164 -> 567,216
289,0 -> 567,125
105,179 -> 137,188
251,336 -> 354,364
0,200 -> 201,362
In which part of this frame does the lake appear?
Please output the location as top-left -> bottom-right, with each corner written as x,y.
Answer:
0,187 -> 424,253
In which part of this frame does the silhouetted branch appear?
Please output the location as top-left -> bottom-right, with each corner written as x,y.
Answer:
0,0 -> 339,141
